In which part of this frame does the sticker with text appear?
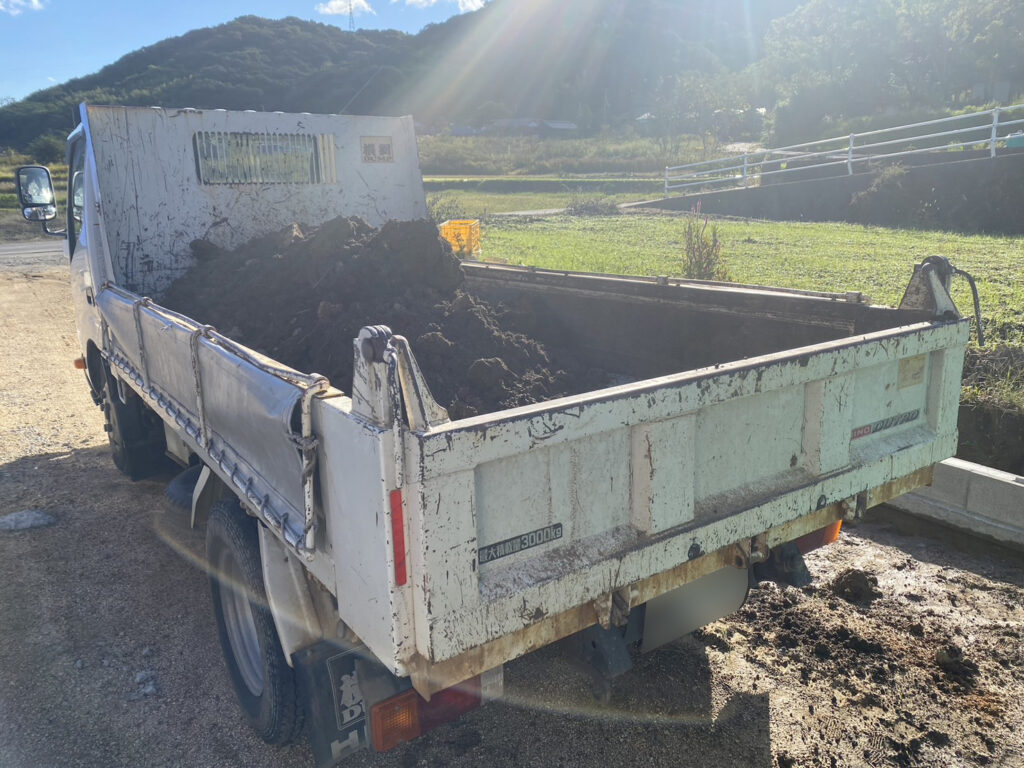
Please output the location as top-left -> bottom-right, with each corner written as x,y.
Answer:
851,409 -> 920,440
360,136 -> 394,163
478,523 -> 564,564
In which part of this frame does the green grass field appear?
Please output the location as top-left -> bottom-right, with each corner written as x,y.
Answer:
479,212 -> 1024,408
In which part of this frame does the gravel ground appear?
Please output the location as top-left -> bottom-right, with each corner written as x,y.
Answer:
1,245 -> 1022,768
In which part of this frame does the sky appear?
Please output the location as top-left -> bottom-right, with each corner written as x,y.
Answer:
0,0 -> 484,103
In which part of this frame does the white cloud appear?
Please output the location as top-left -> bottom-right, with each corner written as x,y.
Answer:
0,0 -> 44,17
393,0 -> 484,12
316,0 -> 375,16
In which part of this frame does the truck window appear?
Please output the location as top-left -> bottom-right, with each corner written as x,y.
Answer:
192,131 -> 338,185
67,139 -> 85,256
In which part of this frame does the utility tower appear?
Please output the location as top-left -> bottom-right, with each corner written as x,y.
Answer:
349,1 -> 355,32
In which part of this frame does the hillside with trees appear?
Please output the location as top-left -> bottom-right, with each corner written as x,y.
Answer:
1,0 -> 1021,152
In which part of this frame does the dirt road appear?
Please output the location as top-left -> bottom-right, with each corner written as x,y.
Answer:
1,243 -> 1022,768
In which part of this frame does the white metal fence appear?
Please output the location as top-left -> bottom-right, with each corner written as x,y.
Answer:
665,104 -> 1024,196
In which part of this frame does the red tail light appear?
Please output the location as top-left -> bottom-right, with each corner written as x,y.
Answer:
419,676 -> 481,733
370,676 -> 482,752
389,489 -> 407,586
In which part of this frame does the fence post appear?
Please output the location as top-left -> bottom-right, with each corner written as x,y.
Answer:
991,108 -> 1001,158
664,166 -> 669,197
742,154 -> 748,188
847,134 -> 855,174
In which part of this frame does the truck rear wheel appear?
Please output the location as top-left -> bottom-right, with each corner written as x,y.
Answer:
207,498 -> 304,746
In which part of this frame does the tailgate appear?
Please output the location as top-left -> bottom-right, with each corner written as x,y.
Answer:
402,319 -> 968,689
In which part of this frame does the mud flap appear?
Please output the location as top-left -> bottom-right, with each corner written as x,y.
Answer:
293,641 -> 372,767
640,565 -> 751,653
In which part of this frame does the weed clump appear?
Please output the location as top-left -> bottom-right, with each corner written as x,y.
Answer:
682,205 -> 729,281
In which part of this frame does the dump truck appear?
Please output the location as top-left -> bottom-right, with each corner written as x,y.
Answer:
16,104 -> 977,766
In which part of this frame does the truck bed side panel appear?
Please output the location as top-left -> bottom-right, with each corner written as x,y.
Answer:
98,289 -> 315,557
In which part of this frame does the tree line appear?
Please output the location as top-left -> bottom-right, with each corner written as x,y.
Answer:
1,0 -> 1020,153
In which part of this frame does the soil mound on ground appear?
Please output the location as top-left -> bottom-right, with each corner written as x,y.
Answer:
829,568 -> 882,606
161,217 -> 601,418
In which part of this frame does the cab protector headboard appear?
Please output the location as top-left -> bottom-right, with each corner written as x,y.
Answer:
83,105 -> 427,297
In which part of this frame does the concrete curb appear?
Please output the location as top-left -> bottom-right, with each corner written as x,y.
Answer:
888,458 -> 1024,548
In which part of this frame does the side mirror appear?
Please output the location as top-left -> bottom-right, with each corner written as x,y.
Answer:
16,165 -> 57,222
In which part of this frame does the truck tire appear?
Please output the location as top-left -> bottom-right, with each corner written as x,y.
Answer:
207,498 -> 305,746
101,366 -> 166,480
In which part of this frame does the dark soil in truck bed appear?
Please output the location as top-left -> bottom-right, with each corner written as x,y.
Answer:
161,217 -> 607,419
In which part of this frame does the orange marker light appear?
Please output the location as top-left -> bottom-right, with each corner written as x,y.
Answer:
371,689 -> 420,751
795,520 -> 843,555
73,357 -> 87,370
369,677 -> 483,752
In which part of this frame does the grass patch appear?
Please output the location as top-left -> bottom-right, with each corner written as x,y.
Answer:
565,194 -> 621,217
479,213 -> 1024,408
480,214 -> 1024,314
962,346 -> 1024,411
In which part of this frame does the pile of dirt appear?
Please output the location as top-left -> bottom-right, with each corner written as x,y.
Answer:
829,567 -> 882,606
726,543 -> 1022,768
161,216 -> 603,418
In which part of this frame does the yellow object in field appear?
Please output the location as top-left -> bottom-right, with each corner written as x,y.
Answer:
440,219 -> 481,257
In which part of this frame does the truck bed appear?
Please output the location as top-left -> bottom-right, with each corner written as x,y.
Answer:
100,260 -> 967,695
307,264 -> 969,694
